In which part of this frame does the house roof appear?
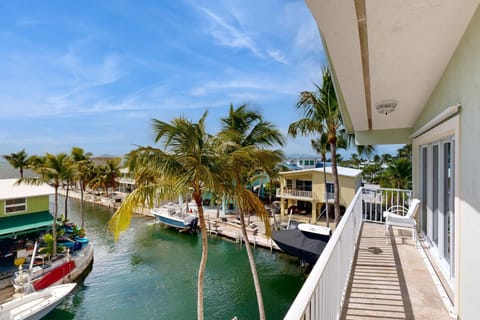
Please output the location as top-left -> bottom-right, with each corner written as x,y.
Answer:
280,166 -> 362,178
0,179 -> 54,200
306,0 -> 480,144
0,211 -> 53,239
287,154 -> 320,160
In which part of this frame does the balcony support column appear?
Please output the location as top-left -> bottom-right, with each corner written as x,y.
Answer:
311,200 -> 317,223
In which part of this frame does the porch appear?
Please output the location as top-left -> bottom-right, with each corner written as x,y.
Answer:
284,187 -> 454,320
341,223 -> 450,319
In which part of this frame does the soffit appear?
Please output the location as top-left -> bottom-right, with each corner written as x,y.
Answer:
306,0 -> 480,133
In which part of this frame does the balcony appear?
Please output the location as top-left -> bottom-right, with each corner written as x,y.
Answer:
276,188 -> 313,199
284,187 -> 453,320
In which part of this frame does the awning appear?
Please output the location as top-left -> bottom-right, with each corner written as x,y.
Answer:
0,211 -> 53,239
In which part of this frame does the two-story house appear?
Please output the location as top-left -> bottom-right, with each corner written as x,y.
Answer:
276,166 -> 362,223
0,178 -> 53,241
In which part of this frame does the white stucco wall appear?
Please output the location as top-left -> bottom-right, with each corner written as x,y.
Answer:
414,5 -> 480,319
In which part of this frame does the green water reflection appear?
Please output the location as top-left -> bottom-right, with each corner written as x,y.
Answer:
46,197 -> 305,319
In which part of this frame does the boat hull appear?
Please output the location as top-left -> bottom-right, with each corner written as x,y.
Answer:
0,283 -> 76,320
151,208 -> 198,231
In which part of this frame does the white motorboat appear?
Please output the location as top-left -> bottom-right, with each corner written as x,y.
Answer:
151,202 -> 199,231
297,223 -> 331,236
0,283 -> 76,320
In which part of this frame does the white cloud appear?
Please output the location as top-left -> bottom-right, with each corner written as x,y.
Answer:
267,50 -> 288,64
200,7 -> 262,57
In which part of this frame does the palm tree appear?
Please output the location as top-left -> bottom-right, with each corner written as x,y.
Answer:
23,153 -> 71,257
109,112 -> 224,320
104,158 -> 121,196
357,144 -> 376,162
311,133 -> 331,227
71,147 -> 93,228
384,158 -> 412,190
289,67 -> 345,225
219,104 -> 284,320
88,165 -> 107,195
3,149 -> 30,178
62,157 -> 75,222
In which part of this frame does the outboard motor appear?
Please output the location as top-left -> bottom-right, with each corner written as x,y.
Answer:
189,217 -> 199,233
288,220 -> 299,230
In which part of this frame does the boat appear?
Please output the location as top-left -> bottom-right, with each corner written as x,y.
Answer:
0,283 -> 76,320
1,240 -> 94,292
151,202 -> 199,231
272,223 -> 331,264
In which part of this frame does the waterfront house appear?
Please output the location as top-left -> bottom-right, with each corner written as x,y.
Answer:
283,1 -> 480,319
276,166 -> 362,222
0,178 -> 53,241
117,167 -> 136,194
286,154 -> 321,170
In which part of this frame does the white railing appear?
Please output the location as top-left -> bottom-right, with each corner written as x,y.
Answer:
362,187 -> 413,223
326,192 -> 334,201
284,186 -> 413,319
276,188 -> 313,199
284,188 -> 363,320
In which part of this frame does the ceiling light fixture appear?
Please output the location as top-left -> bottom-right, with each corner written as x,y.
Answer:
376,100 -> 398,115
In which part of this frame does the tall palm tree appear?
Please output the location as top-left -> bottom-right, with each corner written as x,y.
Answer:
289,67 -> 345,225
22,153 -> 71,257
3,149 -> 30,178
71,147 -> 93,228
311,133 -> 331,227
62,157 -> 75,222
109,112 -> 224,320
219,104 -> 284,320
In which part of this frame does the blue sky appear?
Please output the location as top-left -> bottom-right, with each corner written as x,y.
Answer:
0,0 -> 399,158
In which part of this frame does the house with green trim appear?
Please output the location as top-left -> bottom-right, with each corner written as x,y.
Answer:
0,178 -> 54,240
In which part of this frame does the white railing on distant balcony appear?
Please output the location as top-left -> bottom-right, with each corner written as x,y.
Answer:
284,186 -> 413,320
276,188 -> 313,199
362,187 -> 413,223
284,187 -> 363,320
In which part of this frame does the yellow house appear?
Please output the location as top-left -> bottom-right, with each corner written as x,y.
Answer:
277,166 -> 362,223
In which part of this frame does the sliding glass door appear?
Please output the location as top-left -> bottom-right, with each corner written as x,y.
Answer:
419,137 -> 455,281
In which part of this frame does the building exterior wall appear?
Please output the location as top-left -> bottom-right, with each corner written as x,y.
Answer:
0,195 -> 50,218
412,5 -> 480,318
280,171 -> 360,210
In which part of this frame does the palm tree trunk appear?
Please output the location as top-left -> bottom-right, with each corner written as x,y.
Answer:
322,157 -> 329,228
20,167 -> 24,179
238,208 -> 266,320
194,194 -> 208,320
64,180 -> 69,221
330,142 -> 341,226
80,181 -> 85,228
53,186 -> 58,258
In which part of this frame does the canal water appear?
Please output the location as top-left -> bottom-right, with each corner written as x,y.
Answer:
46,197 -> 305,319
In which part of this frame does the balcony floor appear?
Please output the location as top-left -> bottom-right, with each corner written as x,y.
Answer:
341,223 -> 452,320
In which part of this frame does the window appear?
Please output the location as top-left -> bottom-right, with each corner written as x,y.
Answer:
286,179 -> 293,189
296,180 -> 312,191
5,198 -> 26,214
326,183 -> 335,194
299,160 -> 303,165
309,160 -> 314,166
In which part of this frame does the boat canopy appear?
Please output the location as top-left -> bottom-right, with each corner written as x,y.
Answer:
0,211 -> 53,239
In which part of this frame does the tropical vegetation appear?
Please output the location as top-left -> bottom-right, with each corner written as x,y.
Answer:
218,104 -> 284,320
341,144 -> 412,189
288,67 -> 345,225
